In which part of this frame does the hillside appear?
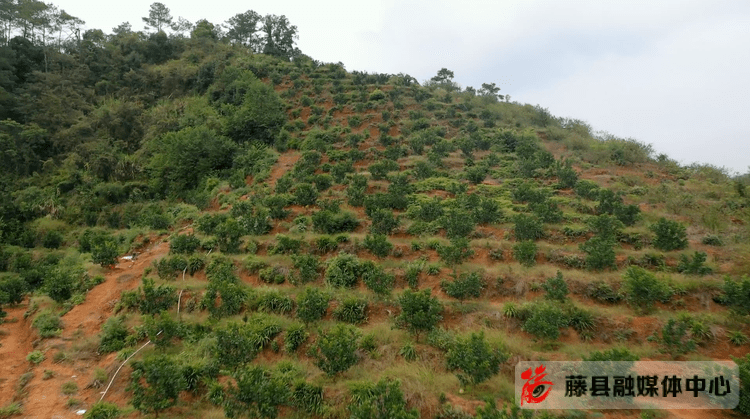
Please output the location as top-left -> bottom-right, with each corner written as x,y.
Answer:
1,3 -> 750,419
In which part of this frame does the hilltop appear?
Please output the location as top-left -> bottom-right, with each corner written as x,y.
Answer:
1,3 -> 750,419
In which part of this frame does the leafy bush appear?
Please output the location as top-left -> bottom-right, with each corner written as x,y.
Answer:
659,318 -> 695,358
441,207 -> 476,239
622,267 -> 672,314
203,280 -> 248,318
325,253 -> 361,288
128,354 -> 186,418
585,281 -> 623,304
513,214 -> 544,241
333,297 -> 368,324
83,402 -> 120,419
720,276 -> 750,314
522,302 -> 568,341
293,183 -> 319,206
140,278 -> 177,314
542,271 -> 568,302
92,237 -> 119,267
363,234 -> 393,258
441,272 -> 485,300
259,266 -> 286,284
214,319 -> 281,370
296,287 -> 329,323
369,208 -> 400,235
580,236 -> 617,271
677,251 -> 712,275
269,234 -> 302,255
312,210 -> 359,234
169,234 -> 200,254
397,289 -> 443,340
285,324 -> 309,353
27,350 -> 45,364
512,241 -> 537,267
361,261 -> 395,295
348,378 -> 418,419
315,324 -> 360,376
650,218 -> 688,251
438,237 -> 474,267
291,254 -> 320,284
446,331 -> 506,386
99,316 -> 129,353
0,274 -> 26,305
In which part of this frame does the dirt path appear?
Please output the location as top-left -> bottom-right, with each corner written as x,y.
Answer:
0,238 -> 170,418
0,305 -> 34,407
267,151 -> 300,187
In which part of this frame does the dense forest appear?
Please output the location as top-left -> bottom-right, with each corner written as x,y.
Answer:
1,1 -> 750,418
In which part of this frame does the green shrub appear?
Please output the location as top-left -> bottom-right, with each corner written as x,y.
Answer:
622,267 -> 672,314
720,276 -> 750,314
650,218 -> 688,251
311,210 -> 359,234
291,254 -> 320,284
512,241 -> 537,267
438,237 -> 474,267
659,318 -> 695,358
333,297 -> 368,324
128,354 -> 186,417
702,235 -> 723,246
27,350 -> 45,364
259,266 -> 286,284
446,331 -> 506,386
522,302 -> 568,341
33,310 -> 63,338
397,289 -> 443,340
363,234 -> 393,258
585,281 -> 623,304
315,324 -> 360,376
513,214 -> 544,241
169,234 -> 200,254
369,208 -> 400,235
140,278 -> 177,314
441,207 -> 476,239
441,272 -> 485,300
285,324 -> 309,353
574,180 -> 600,200
99,316 -> 129,353
325,253 -> 361,288
214,319 -> 281,370
293,183 -> 319,206
0,274 -> 26,305
677,251 -> 712,275
269,234 -> 302,255
83,402 -> 120,419
542,271 -> 568,302
580,236 -> 617,271
361,261 -> 395,295
296,287 -> 329,324
348,378 -> 418,419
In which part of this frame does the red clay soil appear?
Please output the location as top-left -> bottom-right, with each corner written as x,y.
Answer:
0,238 -> 169,418
267,150 -> 300,187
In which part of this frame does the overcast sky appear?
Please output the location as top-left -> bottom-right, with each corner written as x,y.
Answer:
55,0 -> 750,174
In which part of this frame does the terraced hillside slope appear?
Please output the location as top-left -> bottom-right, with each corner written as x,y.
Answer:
1,8 -> 749,419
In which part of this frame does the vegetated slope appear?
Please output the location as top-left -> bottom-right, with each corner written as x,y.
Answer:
1,22 -> 750,419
